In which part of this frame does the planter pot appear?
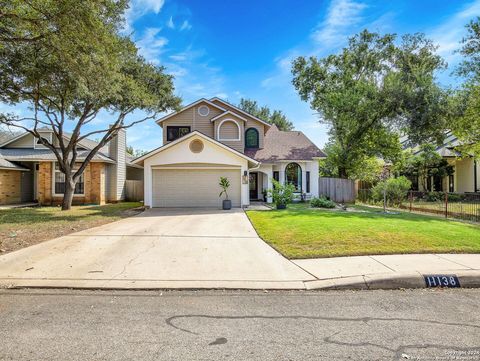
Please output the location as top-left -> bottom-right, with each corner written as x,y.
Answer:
222,199 -> 232,210
276,203 -> 286,210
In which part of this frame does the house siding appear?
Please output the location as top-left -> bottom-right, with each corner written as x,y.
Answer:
0,170 -> 22,204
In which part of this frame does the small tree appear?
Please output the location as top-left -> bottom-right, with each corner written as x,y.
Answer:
371,176 -> 412,207
218,177 -> 230,200
268,179 -> 295,209
0,1 -> 180,210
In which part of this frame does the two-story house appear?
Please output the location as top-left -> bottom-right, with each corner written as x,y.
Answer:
134,97 -> 325,208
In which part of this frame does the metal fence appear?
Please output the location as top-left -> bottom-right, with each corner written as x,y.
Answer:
358,189 -> 480,223
319,177 -> 356,203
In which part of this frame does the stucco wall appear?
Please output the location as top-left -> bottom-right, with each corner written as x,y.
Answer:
143,134 -> 250,207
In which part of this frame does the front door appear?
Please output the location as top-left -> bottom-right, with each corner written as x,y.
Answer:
249,173 -> 258,200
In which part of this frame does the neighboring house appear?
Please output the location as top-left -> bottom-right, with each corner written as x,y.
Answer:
134,97 -> 325,208
0,128 -> 143,205
406,133 -> 479,193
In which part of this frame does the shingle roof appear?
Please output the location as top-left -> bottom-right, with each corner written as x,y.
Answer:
0,155 -> 29,170
244,125 -> 326,162
0,148 -> 115,163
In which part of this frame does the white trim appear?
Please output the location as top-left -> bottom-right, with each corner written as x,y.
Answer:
209,97 -> 272,128
156,99 -> 226,124
217,119 -> 241,141
133,131 -> 259,166
0,166 -> 29,171
33,132 -> 53,149
210,110 -> 248,123
197,105 -> 210,117
1,157 -> 114,163
51,161 -> 85,197
151,166 -> 241,170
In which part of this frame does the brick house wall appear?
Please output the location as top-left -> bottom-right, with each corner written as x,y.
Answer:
37,161 -> 106,206
0,170 -> 22,204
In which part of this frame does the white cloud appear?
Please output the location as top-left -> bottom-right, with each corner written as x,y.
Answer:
124,0 -> 165,33
166,16 -> 175,29
312,0 -> 367,45
136,28 -> 168,64
429,0 -> 480,66
180,20 -> 192,31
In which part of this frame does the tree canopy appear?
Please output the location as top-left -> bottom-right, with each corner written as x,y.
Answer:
451,17 -> 480,157
292,30 -> 449,178
0,0 -> 180,209
238,98 -> 294,131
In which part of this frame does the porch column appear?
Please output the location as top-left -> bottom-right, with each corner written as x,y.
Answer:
301,167 -> 307,194
279,163 -> 285,186
265,169 -> 273,203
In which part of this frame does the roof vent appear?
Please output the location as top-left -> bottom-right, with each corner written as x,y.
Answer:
189,139 -> 204,153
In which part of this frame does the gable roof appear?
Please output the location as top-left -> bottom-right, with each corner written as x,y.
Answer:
210,110 -> 248,122
209,97 -> 272,128
244,125 -> 326,162
0,148 -> 116,163
133,130 -> 259,167
155,98 -> 227,124
0,129 -> 140,167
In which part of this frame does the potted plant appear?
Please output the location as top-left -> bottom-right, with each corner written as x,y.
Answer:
219,177 -> 231,210
267,179 -> 295,209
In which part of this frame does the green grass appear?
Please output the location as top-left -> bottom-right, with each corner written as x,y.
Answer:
246,203 -> 480,259
0,202 -> 143,253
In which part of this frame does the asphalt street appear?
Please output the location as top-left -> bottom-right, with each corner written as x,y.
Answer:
0,289 -> 479,360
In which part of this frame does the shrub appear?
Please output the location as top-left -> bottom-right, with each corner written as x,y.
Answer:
267,179 -> 295,209
371,176 -> 412,206
310,196 -> 336,208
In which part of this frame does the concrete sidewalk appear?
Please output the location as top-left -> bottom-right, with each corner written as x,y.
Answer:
295,254 -> 480,290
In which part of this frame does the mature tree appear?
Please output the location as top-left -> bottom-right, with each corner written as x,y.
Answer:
292,30 -> 448,178
0,0 -> 180,210
238,98 -> 294,131
319,141 -> 384,183
451,18 -> 480,157
402,144 -> 454,191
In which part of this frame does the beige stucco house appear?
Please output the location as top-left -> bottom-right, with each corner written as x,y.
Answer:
0,128 -> 143,205
409,133 -> 479,193
134,97 -> 325,208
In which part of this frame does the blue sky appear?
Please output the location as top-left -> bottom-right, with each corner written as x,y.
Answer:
3,0 -> 480,151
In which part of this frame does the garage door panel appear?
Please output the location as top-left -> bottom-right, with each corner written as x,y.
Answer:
152,169 -> 241,208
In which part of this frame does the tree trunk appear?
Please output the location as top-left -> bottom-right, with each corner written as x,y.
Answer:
62,179 -> 75,211
338,167 -> 348,179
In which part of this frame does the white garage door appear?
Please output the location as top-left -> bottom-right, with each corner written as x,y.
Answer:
152,168 -> 241,208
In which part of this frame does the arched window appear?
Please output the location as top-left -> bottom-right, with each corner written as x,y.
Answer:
245,128 -> 259,149
285,163 -> 302,191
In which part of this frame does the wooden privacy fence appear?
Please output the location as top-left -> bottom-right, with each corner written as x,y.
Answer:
318,177 -> 356,203
125,180 -> 144,202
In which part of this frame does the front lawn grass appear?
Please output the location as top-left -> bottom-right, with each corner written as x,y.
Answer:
0,202 -> 143,254
246,203 -> 480,259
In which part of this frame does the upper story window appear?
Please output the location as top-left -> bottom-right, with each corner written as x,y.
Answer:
245,128 -> 259,149
167,126 -> 191,141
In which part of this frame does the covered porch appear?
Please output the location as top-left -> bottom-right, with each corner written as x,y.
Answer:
248,161 -> 319,203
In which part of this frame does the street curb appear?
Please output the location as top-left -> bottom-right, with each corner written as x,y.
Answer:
304,270 -> 480,290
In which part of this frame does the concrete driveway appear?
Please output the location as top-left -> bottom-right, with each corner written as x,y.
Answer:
0,208 -> 314,289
